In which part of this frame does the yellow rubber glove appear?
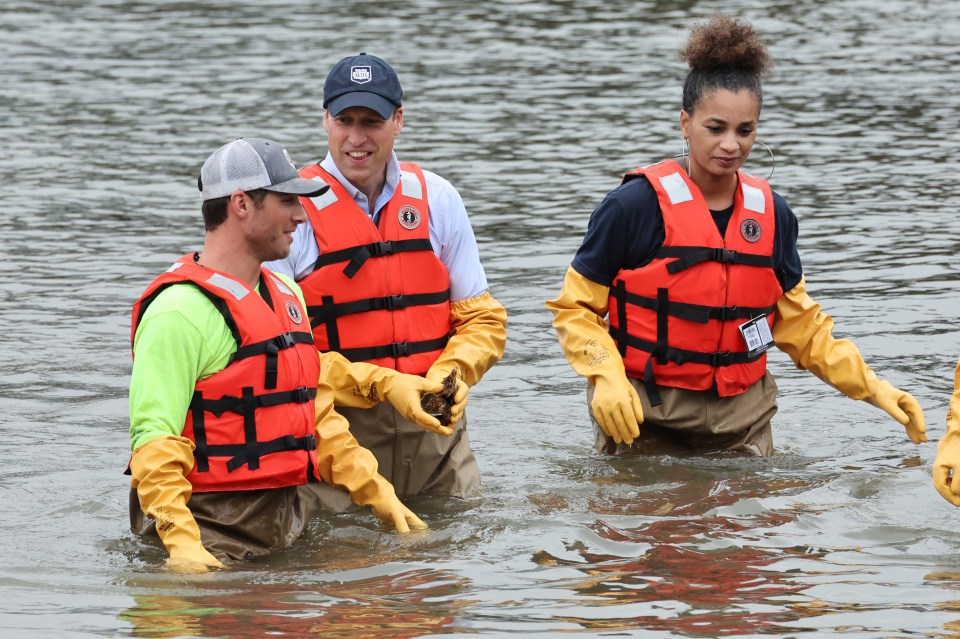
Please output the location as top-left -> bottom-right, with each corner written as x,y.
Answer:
424,367 -> 468,428
129,435 -> 224,572
933,356 -> 960,505
773,276 -> 926,444
319,350 -> 452,436
350,473 -> 428,533
545,266 -> 642,445
427,291 -> 508,388
313,378 -> 427,533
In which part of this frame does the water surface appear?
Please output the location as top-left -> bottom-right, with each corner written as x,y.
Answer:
2,1 -> 960,637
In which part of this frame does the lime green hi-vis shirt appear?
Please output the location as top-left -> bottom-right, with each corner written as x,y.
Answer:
128,271 -> 308,451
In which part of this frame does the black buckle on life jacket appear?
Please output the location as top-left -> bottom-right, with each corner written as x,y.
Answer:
709,351 -> 736,367
389,341 -> 409,358
264,332 -> 296,355
713,248 -> 737,263
384,294 -> 405,310
665,247 -> 744,274
291,386 -> 313,403
276,332 -> 296,349
715,306 -> 738,321
369,240 -> 394,257
343,241 -> 395,278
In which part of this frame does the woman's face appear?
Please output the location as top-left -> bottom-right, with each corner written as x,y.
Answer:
680,89 -> 760,182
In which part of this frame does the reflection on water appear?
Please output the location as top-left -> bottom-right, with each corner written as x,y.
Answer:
527,459 -> 817,634
120,570 -> 468,638
2,0 -> 960,637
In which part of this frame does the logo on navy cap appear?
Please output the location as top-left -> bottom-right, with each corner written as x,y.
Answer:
351,66 -> 372,84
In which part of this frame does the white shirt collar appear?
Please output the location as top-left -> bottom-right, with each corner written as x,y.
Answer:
319,151 -> 401,218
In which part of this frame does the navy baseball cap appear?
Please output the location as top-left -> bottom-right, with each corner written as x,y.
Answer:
323,52 -> 403,119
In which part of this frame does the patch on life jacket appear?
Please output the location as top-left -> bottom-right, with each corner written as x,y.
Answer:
398,205 -> 421,230
740,218 -> 762,243
285,301 -> 304,324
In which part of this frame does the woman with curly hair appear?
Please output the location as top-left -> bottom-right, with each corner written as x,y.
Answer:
547,14 -> 926,456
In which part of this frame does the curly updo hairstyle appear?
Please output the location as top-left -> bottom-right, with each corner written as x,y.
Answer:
679,14 -> 772,114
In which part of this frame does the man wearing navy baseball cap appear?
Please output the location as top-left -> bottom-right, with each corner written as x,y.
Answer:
322,52 -> 403,120
127,137 -> 428,572
264,54 -> 507,500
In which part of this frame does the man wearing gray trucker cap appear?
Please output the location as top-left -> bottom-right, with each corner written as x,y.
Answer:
127,137 -> 427,572
265,54 -> 508,500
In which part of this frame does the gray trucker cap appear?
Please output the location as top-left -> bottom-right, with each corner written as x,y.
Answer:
198,138 -> 328,201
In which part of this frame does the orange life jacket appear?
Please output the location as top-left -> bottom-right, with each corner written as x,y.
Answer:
607,160 -> 783,404
295,162 -> 450,375
131,256 -> 322,492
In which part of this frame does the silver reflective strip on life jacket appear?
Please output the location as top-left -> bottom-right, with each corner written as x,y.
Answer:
400,170 -> 423,200
166,262 -> 184,273
206,272 -> 250,301
309,178 -> 338,211
659,172 -> 693,205
268,273 -> 294,297
741,183 -> 766,214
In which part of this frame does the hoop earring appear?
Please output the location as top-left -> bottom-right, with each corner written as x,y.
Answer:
754,140 -> 775,181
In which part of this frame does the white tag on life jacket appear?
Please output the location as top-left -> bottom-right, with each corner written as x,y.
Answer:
659,172 -> 693,205
400,170 -> 423,200
741,183 -> 766,214
309,180 -> 338,211
738,315 -> 774,357
206,272 -> 250,301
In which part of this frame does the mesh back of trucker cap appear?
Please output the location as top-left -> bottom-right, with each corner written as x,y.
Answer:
198,138 -> 327,202
200,139 -> 273,201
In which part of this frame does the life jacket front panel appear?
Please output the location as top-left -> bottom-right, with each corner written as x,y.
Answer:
132,257 -> 322,492
607,160 -> 782,398
296,162 -> 450,374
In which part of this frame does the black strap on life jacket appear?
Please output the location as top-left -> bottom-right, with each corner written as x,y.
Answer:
615,287 -> 775,325
190,386 -> 317,473
313,239 -> 434,279
609,282 -> 770,407
657,245 -> 773,275
623,333 -> 765,367
317,294 -> 340,352
309,288 -> 450,361
610,280 -> 629,358
645,288 -> 670,405
335,334 -> 450,363
219,434 -> 317,473
230,331 -> 315,389
309,289 -> 450,327
191,390 -> 211,473
200,386 -> 317,416
307,290 -> 450,355
257,277 -> 274,311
